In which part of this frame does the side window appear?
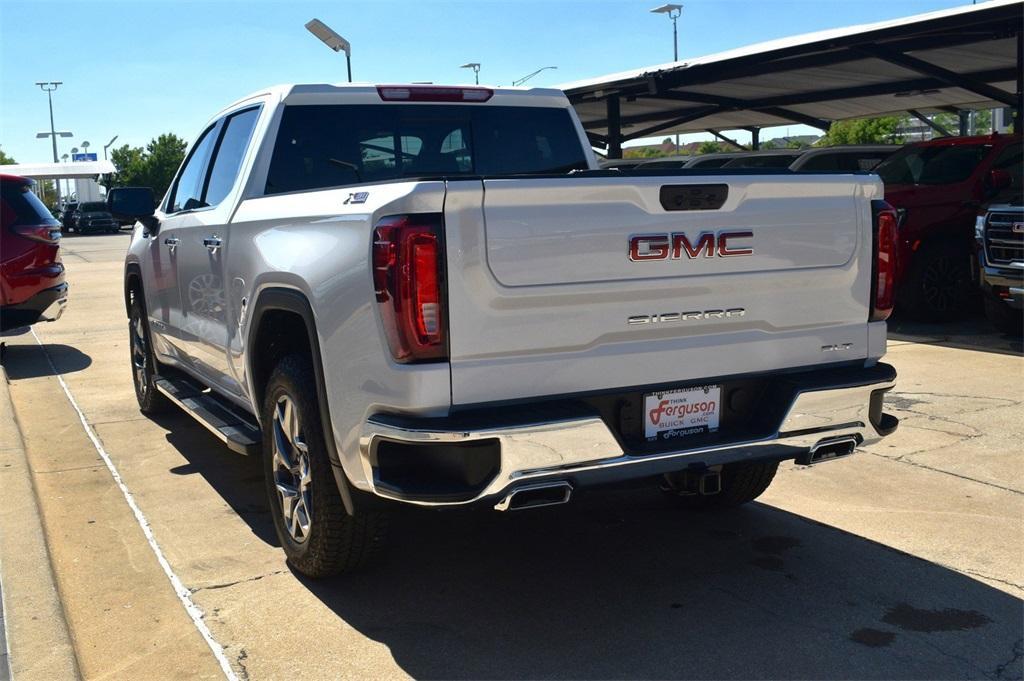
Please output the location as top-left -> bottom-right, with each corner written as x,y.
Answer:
168,126 -> 218,213
991,143 -> 1022,174
204,108 -> 261,207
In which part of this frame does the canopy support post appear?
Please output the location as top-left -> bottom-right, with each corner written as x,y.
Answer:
707,130 -> 748,151
607,96 -> 622,159
908,109 -> 953,137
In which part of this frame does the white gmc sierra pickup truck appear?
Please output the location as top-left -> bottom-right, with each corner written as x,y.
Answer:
114,83 -> 899,577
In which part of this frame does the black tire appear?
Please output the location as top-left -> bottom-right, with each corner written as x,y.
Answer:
667,460 -> 779,509
128,289 -> 170,414
261,354 -> 387,577
984,296 -> 1023,335
898,241 -> 972,322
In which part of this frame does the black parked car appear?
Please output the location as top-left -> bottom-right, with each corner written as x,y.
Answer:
58,201 -> 79,230
71,201 -> 120,234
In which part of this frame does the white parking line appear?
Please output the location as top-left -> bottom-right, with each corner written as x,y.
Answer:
31,329 -> 238,681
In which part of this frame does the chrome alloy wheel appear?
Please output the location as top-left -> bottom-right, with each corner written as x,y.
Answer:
272,395 -> 312,544
130,309 -> 149,398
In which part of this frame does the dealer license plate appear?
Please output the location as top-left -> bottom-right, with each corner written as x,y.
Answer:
643,385 -> 721,441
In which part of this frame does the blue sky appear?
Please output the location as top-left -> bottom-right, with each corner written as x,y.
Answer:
1,0 -> 973,163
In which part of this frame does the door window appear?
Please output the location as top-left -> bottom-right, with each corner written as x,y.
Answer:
168,126 -> 218,213
204,108 -> 261,207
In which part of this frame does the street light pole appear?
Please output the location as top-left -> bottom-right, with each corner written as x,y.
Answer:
305,19 -> 352,82
650,5 -> 683,152
103,135 -> 118,160
460,63 -> 481,85
36,81 -> 64,205
512,66 -> 558,87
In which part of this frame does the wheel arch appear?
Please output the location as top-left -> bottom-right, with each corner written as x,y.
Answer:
124,263 -> 143,316
247,287 -> 356,515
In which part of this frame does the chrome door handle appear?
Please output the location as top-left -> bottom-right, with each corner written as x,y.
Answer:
163,236 -> 179,251
203,236 -> 222,252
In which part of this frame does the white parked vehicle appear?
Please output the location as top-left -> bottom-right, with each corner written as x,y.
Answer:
789,145 -> 899,172
114,84 -> 900,577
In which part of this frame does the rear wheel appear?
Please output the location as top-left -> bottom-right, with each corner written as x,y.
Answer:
984,296 -> 1023,335
899,241 -> 972,322
664,460 -> 779,509
128,289 -> 169,414
261,354 -> 387,577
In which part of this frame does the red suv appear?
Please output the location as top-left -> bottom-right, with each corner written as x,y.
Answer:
876,134 -> 1022,321
1,174 -> 68,331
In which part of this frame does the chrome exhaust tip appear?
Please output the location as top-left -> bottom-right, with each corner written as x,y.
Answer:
494,481 -> 573,512
796,435 -> 859,466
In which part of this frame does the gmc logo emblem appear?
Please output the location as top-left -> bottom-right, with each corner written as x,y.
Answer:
629,231 -> 753,261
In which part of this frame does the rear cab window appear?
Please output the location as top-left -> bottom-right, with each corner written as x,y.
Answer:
264,104 -> 588,195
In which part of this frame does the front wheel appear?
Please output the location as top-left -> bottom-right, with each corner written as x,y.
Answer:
261,354 -> 387,577
898,242 -> 972,322
128,290 -> 169,415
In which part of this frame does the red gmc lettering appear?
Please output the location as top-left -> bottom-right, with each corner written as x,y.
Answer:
629,230 -> 753,261
672,232 -> 715,259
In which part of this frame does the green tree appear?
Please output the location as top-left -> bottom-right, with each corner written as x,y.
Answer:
818,116 -> 904,146
108,133 -> 187,199
698,141 -> 722,155
0,148 -> 15,165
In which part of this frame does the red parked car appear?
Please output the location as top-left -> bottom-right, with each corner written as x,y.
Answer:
1,174 -> 68,331
875,133 -> 1021,321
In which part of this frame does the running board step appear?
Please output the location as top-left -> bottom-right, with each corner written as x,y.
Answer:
154,374 -> 261,455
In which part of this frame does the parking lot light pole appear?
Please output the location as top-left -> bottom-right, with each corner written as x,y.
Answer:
512,66 -> 558,87
36,81 -> 68,205
103,135 -> 118,160
650,4 -> 683,153
305,19 -> 352,82
460,63 -> 481,85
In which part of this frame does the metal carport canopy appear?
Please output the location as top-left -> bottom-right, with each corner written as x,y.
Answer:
0,160 -> 116,179
560,0 -> 1023,154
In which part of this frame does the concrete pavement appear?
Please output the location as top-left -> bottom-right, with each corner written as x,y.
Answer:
1,231 -> 1021,680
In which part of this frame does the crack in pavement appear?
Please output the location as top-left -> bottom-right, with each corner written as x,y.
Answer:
190,570 -> 289,594
865,451 -> 1024,496
991,638 -> 1024,680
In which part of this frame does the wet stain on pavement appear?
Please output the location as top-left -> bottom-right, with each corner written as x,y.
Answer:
882,603 -> 991,632
850,628 -> 897,648
752,536 -> 801,554
887,394 -> 929,410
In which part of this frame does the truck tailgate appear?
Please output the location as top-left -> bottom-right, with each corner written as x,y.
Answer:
443,175 -> 882,406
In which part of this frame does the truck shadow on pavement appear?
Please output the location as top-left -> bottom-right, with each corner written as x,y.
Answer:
151,410 -> 281,548
302,491 -> 1023,680
147,412 -> 1023,680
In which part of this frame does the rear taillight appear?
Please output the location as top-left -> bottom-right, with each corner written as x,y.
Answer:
372,214 -> 447,363
870,200 -> 898,322
12,224 -> 62,244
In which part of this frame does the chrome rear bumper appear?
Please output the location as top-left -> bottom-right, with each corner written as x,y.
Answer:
358,363 -> 897,508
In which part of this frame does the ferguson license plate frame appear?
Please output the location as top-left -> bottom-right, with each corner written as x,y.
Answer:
643,384 -> 721,440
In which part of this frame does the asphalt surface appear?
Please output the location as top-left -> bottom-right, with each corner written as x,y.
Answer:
1,230 -> 1021,680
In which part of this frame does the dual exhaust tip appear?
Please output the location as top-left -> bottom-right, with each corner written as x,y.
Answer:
795,435 -> 859,466
494,435 -> 859,512
494,481 -> 572,512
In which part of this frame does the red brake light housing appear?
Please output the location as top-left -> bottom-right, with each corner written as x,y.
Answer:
870,199 -> 898,322
372,214 -> 447,363
376,86 -> 493,103
12,224 -> 62,244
